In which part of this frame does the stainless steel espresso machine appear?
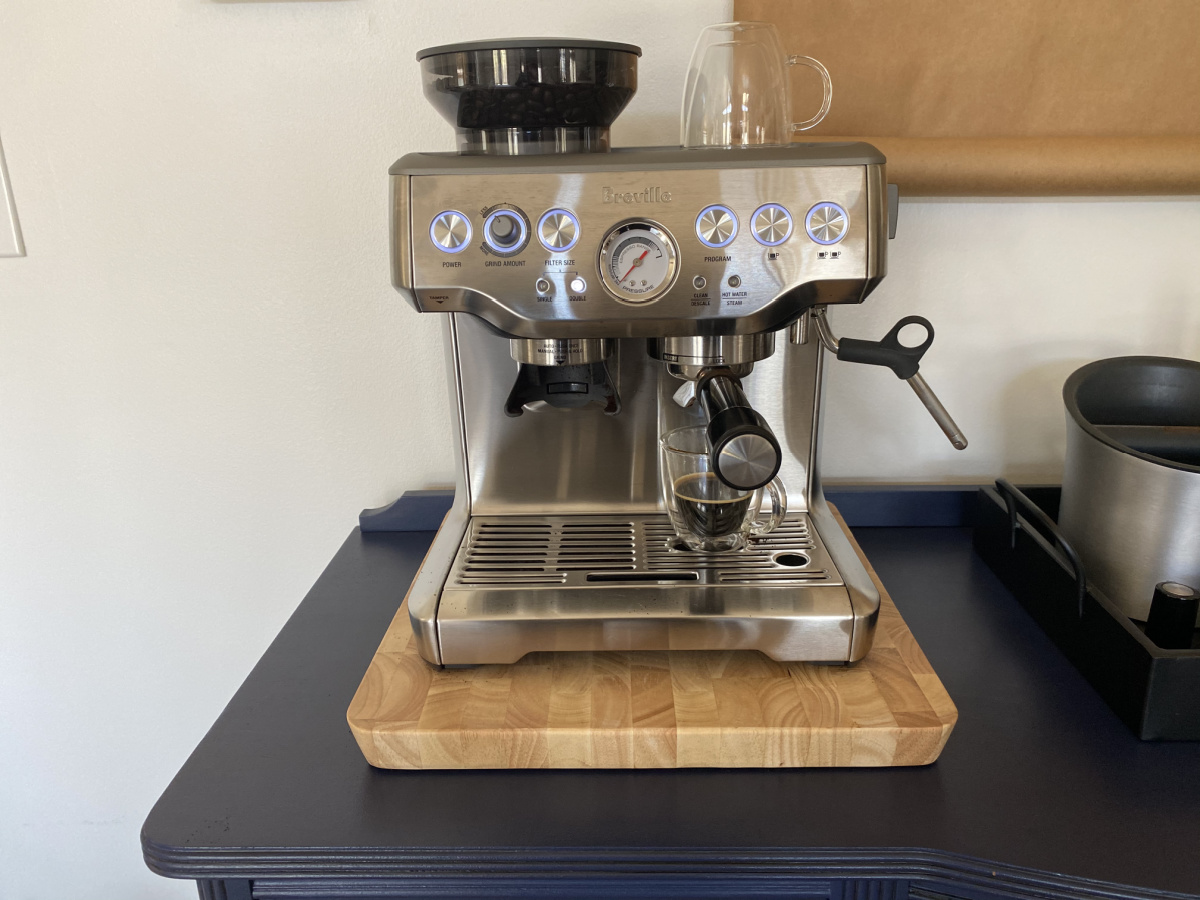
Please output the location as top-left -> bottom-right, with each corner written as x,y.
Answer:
391,38 -> 966,667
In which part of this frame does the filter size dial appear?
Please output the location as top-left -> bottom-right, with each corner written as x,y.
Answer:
598,221 -> 679,304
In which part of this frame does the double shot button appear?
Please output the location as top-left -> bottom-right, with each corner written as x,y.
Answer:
805,202 -> 848,245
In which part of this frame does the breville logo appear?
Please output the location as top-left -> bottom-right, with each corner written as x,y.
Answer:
602,186 -> 672,204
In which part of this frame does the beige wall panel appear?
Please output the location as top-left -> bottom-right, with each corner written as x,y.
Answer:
736,0 -> 1200,193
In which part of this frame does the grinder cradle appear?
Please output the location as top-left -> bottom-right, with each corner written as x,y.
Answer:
347,508 -> 957,769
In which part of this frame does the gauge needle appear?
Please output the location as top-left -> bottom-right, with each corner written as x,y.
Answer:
621,250 -> 649,282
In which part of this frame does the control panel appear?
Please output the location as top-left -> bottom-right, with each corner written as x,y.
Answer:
393,148 -> 886,339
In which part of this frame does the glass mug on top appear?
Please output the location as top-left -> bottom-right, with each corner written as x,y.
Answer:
681,21 -> 832,148
660,425 -> 786,552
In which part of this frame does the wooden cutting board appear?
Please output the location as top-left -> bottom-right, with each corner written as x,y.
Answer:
347,510 -> 957,768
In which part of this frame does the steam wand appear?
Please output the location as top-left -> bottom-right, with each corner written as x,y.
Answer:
806,306 -> 968,450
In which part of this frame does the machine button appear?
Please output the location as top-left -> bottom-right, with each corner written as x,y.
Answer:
692,275 -> 707,290
430,210 -> 472,253
535,277 -> 552,295
569,276 -> 587,293
751,203 -> 793,246
538,209 -> 580,252
695,204 -> 738,248
727,275 -> 742,288
483,209 -> 529,254
805,202 -> 848,245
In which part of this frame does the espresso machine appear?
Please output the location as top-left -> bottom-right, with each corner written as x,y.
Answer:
391,38 -> 966,667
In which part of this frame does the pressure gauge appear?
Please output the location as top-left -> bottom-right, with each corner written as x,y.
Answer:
598,221 -> 679,303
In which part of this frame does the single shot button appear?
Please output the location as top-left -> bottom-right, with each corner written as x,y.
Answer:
751,203 -> 793,246
535,277 -> 552,294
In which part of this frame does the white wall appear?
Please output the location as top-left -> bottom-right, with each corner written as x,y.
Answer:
0,1 -> 1197,897
823,197 -> 1200,484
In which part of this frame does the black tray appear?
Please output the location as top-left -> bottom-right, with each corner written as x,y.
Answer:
973,481 -> 1200,740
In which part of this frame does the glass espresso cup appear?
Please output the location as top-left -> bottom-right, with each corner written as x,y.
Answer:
681,21 -> 832,148
660,425 -> 786,552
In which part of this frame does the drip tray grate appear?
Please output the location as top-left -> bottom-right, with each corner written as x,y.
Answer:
449,514 -> 840,589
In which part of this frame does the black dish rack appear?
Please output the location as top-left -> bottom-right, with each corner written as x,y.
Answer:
974,480 -> 1200,740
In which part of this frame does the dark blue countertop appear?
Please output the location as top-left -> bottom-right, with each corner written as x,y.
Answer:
141,501 -> 1200,900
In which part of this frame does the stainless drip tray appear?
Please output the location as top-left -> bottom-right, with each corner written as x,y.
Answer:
435,513 -> 856,664
448,514 -> 842,589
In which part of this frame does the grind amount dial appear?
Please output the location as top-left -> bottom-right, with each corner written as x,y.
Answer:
599,221 -> 678,303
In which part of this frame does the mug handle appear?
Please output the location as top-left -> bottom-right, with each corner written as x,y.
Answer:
787,55 -> 832,132
749,477 -> 788,536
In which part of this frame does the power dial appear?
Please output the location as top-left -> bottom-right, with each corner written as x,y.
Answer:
430,210 -> 472,253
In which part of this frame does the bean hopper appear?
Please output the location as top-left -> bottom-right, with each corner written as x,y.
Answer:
390,38 -> 965,667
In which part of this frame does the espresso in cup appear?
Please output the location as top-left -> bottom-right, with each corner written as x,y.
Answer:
673,472 -> 753,537
660,425 -> 787,552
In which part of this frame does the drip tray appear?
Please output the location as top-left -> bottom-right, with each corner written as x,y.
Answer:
449,514 -> 841,589
437,514 -> 855,665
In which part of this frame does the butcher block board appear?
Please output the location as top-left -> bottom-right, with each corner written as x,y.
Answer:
347,510 -> 957,768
